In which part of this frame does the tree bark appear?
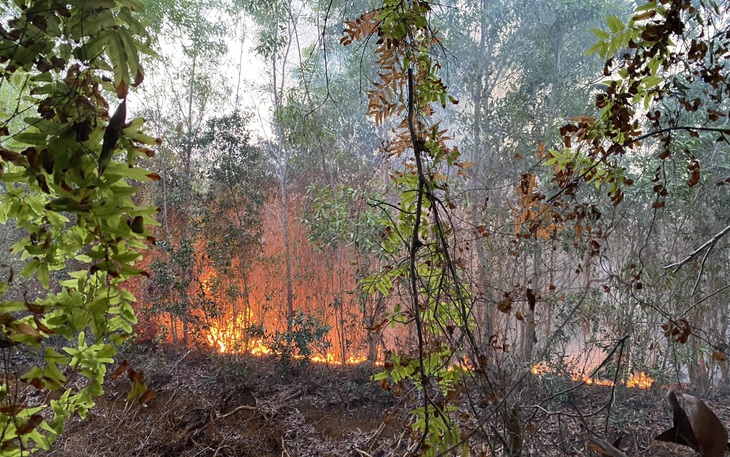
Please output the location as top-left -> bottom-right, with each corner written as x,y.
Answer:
271,51 -> 295,337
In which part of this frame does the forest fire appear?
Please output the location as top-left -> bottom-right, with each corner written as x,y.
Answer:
625,371 -> 654,388
531,363 -> 654,388
183,195 -> 375,366
204,319 -> 368,365
205,320 -> 271,355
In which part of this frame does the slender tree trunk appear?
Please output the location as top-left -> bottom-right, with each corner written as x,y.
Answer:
267,15 -> 295,339
717,269 -> 729,388
522,21 -> 565,363
337,247 -> 346,364
170,315 -> 178,346
182,316 -> 188,347
689,323 -> 710,391
471,0 -> 495,355
152,104 -> 170,237
184,54 -> 196,174
243,273 -> 251,350
279,160 -> 294,335
366,295 -> 382,361
523,246 -> 539,362
234,19 -> 245,108
231,276 -> 239,350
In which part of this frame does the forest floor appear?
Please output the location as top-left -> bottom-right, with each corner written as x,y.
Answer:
35,347 -> 727,457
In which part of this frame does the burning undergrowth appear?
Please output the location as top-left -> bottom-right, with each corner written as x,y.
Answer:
531,361 -> 655,389
136,194 -> 379,367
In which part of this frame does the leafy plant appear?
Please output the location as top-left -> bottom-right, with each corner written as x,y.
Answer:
268,311 -> 332,361
0,0 -> 156,453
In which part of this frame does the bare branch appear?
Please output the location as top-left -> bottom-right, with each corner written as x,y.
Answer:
665,224 -> 730,272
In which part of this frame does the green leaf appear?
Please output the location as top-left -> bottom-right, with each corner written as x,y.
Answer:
103,162 -> 160,181
37,262 -> 50,289
79,30 -> 113,61
0,301 -> 28,312
606,15 -> 624,33
642,75 -> 663,89
584,41 -> 605,57
590,28 -> 610,40
636,1 -> 657,12
108,32 -> 130,98
13,132 -> 48,145
21,258 -> 40,278
118,27 -> 141,85
375,278 -> 389,296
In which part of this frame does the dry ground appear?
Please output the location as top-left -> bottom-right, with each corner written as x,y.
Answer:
29,348 -> 728,456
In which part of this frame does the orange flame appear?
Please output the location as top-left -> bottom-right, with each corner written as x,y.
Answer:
204,318 -> 368,365
205,319 -> 272,356
626,371 -> 654,388
531,362 -> 654,388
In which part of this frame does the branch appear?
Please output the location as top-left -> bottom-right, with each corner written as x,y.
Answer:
587,436 -> 628,457
629,126 -> 730,144
665,224 -> 730,272
547,126 -> 730,205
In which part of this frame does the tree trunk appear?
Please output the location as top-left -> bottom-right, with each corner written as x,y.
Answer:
337,247 -> 346,364
267,40 -> 296,338
366,292 -> 386,362
523,246 -> 539,363
687,300 -> 710,391
184,54 -> 196,174
279,158 -> 294,336
470,0 -> 495,359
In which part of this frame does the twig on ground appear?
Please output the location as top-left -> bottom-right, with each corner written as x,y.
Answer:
281,437 -> 291,457
216,403 -> 258,420
587,435 -> 628,457
365,421 -> 386,450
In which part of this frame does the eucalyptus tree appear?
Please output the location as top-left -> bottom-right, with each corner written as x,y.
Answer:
534,0 -> 730,388
279,25 -> 388,361
438,0 -> 526,359
141,0 -> 233,171
131,0 -> 237,344
196,112 -> 266,351
244,0 -> 307,339
439,0 -> 631,364
137,0 -> 234,236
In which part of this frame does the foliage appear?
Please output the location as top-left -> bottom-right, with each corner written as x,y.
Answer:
0,0 -> 157,453
142,0 -> 231,58
264,311 -> 332,361
304,184 -> 382,254
140,112 -> 266,350
138,0 -> 235,174
533,0 -> 730,340
498,0 -> 730,394
541,0 -> 730,228
343,1 -> 477,454
199,112 -> 265,268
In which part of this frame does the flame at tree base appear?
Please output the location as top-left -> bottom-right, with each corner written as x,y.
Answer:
531,362 -> 654,388
204,320 -> 368,365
